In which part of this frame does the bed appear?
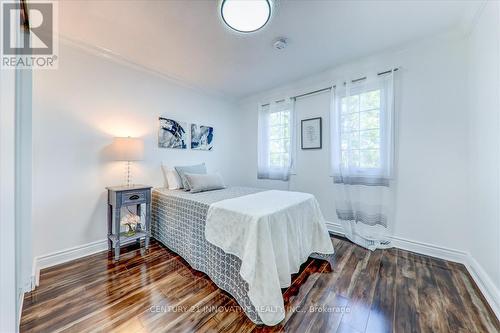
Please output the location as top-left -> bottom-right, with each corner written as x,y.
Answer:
151,186 -> 334,326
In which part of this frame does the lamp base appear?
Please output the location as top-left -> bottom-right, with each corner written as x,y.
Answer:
126,161 -> 132,186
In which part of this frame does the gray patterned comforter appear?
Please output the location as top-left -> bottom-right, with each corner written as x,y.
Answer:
151,187 -> 265,324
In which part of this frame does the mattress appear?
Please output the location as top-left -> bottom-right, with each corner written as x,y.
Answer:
151,187 -> 265,324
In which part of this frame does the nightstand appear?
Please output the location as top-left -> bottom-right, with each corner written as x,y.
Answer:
106,184 -> 152,261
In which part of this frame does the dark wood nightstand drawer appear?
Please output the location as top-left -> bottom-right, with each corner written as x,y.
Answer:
122,191 -> 147,205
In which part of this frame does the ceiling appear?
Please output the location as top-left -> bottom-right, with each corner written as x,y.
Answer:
57,0 -> 482,99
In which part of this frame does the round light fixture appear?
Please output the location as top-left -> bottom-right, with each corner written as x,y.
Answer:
220,0 -> 273,33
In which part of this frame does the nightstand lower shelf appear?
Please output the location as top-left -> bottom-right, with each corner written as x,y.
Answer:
108,231 -> 148,245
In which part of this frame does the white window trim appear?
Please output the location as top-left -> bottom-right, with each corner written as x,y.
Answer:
257,98 -> 296,181
330,73 -> 395,184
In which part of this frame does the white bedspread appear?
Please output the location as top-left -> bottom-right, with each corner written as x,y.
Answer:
205,190 -> 334,326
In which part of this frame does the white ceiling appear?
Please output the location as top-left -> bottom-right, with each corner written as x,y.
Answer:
57,0 -> 482,99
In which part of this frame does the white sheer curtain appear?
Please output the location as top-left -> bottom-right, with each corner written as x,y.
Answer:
258,98 -> 296,181
330,71 -> 396,250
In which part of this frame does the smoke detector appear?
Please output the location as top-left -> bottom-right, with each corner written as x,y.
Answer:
273,38 -> 288,50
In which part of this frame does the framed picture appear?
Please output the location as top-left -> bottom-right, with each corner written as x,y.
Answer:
191,124 -> 214,151
158,117 -> 187,149
301,117 -> 322,149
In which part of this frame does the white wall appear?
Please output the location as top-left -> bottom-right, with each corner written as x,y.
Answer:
15,62 -> 33,304
0,54 -> 18,333
1,17 -> 33,331
32,42 -> 241,258
237,24 -> 500,315
237,29 -> 471,253
467,1 -> 500,292
291,93 -> 337,221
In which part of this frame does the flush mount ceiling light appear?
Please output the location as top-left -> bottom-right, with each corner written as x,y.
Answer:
219,0 -> 273,33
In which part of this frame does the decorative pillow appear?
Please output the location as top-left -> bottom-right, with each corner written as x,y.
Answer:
184,173 -> 225,193
167,170 -> 183,190
174,163 -> 207,190
161,164 -> 183,189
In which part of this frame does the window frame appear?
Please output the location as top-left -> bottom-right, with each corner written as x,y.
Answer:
333,78 -> 392,181
257,99 -> 296,181
267,108 -> 292,170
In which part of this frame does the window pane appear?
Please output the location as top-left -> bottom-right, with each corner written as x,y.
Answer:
335,88 -> 385,172
360,149 -> 380,168
270,126 -> 282,140
360,90 -> 380,111
270,112 -> 280,125
347,95 -> 359,113
360,110 -> 380,130
349,150 -> 360,167
347,131 -> 360,150
341,113 -> 359,132
360,129 -> 380,149
341,136 -> 348,150
270,140 -> 281,153
270,153 -> 281,167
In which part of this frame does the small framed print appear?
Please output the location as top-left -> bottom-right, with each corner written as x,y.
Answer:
301,117 -> 322,149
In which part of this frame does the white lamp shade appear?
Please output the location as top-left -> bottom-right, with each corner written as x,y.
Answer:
111,137 -> 144,161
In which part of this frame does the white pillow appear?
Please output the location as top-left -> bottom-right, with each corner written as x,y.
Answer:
184,172 -> 225,193
167,170 -> 183,190
161,164 -> 183,190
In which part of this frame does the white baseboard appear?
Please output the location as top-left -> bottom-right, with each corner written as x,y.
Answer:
31,224 -> 499,322
465,255 -> 500,319
325,221 -> 345,236
30,256 -> 38,291
390,234 -> 469,264
325,221 -> 469,262
33,238 -> 108,287
325,221 -> 500,321
17,289 -> 24,329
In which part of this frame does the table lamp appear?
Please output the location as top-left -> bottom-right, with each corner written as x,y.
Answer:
111,137 -> 144,186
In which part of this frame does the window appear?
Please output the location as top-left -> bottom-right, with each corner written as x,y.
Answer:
331,74 -> 394,185
340,89 -> 382,170
269,110 -> 291,169
258,99 -> 295,181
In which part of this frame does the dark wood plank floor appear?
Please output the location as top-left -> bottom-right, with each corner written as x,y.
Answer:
20,236 -> 499,333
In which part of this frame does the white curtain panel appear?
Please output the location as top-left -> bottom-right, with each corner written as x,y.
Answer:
330,71 -> 396,250
257,98 -> 296,181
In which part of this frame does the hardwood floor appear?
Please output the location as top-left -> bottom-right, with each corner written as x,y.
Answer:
21,236 -> 499,333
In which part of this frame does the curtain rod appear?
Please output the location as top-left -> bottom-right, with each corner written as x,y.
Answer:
261,67 -> 399,107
